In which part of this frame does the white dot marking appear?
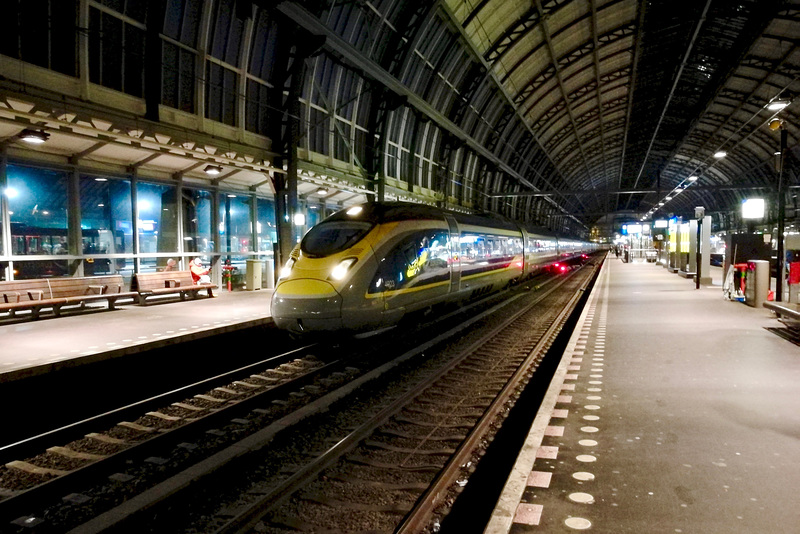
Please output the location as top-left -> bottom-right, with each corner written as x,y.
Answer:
565,517 -> 592,530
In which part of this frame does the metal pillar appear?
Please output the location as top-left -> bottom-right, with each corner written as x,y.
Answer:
0,147 -> 9,279
776,126 -> 787,301
68,167 -> 84,276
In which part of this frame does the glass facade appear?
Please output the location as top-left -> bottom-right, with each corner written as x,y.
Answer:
81,175 -> 134,276
183,188 -> 214,257
7,165 -> 69,256
1,163 -> 280,288
137,181 -> 179,272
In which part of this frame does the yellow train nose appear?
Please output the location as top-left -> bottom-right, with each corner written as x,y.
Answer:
274,279 -> 339,298
271,279 -> 343,332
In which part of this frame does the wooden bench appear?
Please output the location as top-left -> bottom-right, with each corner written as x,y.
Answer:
764,301 -> 800,330
131,271 -> 217,305
0,275 -> 138,320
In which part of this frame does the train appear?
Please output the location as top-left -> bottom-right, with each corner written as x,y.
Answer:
271,201 -> 597,334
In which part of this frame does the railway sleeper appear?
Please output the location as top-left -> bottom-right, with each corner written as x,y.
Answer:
301,492 -> 414,513
363,441 -> 456,455
347,457 -> 443,471
377,428 -> 467,441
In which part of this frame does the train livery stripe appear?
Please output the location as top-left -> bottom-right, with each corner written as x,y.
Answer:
364,262 -> 523,299
364,279 -> 451,299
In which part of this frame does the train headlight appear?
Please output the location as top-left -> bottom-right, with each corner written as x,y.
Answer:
330,257 -> 357,281
279,257 -> 296,279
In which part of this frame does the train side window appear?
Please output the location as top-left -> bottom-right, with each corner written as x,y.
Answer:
370,230 -> 449,293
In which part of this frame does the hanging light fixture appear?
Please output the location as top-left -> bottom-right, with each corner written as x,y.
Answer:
767,98 -> 790,111
713,150 -> 727,159
19,129 -> 50,144
204,165 -> 223,175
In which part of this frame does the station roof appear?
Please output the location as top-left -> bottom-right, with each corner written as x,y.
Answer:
0,0 -> 797,234
445,0 -> 799,226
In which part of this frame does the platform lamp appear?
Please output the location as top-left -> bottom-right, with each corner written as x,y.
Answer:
771,117 -> 788,302
695,206 -> 704,289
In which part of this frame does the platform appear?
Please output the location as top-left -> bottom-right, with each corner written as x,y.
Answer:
0,289 -> 273,384
487,255 -> 800,533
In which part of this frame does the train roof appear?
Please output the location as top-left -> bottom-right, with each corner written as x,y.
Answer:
322,202 -> 588,240
326,202 -> 522,232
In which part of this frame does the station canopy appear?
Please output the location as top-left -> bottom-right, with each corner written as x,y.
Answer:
0,0 -> 796,236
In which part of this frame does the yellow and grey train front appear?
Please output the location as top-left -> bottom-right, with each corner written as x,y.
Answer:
271,201 -> 536,335
271,204 -> 385,334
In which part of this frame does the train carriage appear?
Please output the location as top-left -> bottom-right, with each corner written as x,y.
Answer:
271,202 -> 594,335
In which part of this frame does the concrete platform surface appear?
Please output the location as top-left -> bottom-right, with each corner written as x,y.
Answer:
0,289 -> 273,383
488,255 -> 800,534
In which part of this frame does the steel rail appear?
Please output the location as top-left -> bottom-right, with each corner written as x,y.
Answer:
396,263 -> 596,532
0,343 -> 326,522
212,266 -> 588,534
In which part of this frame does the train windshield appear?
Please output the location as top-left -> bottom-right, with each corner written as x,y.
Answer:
301,221 -> 374,257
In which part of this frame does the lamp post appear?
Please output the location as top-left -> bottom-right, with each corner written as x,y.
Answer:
695,206 -> 704,289
776,122 -> 788,302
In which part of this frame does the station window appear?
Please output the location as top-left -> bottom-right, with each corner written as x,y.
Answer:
0,0 -> 78,77
206,61 -> 238,126
161,0 -> 202,113
88,4 -> 147,97
81,176 -> 133,255
183,188 -> 214,255
136,182 -> 178,271
256,198 -> 277,254
7,165 -> 69,256
81,175 -> 134,276
219,194 -> 252,253
13,260 -> 70,280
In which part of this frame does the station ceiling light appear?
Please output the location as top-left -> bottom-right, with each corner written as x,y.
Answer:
767,98 -> 790,111
713,150 -> 727,158
19,129 -> 50,144
204,165 -> 223,175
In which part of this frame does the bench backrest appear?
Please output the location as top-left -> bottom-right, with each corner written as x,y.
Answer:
132,271 -> 195,292
48,275 -> 127,298
0,275 -> 127,302
0,279 -> 54,303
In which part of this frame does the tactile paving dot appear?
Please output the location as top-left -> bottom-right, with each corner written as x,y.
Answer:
569,492 -> 595,504
565,517 -> 593,530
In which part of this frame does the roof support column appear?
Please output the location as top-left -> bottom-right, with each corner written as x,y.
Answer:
776,126 -> 788,302
0,147 -> 9,273
67,166 -> 83,276
274,30 -> 323,268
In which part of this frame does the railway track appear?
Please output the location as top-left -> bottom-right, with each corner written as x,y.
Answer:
0,260 -> 598,533
93,259 -> 599,534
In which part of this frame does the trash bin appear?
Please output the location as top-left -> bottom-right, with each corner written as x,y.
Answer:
245,259 -> 263,291
745,260 -> 769,307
